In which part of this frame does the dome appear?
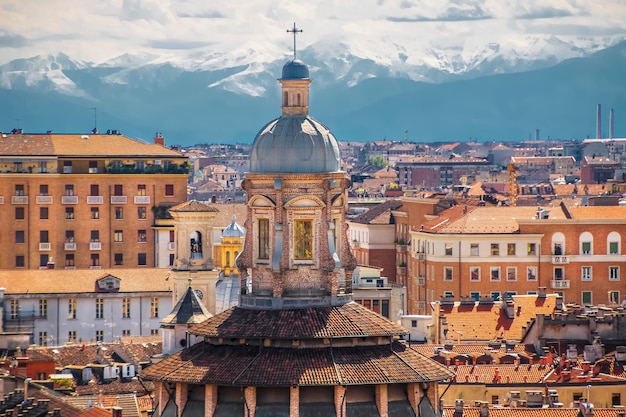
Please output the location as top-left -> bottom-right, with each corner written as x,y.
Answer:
281,59 -> 309,79
250,116 -> 341,174
222,216 -> 245,238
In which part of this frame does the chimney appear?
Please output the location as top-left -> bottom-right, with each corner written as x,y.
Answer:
24,378 -> 32,399
154,132 -> 165,146
597,104 -> 602,139
112,406 -> 123,417
502,298 -> 515,319
610,109 -> 614,139
454,399 -> 464,416
479,401 -> 490,417
537,287 -> 547,299
579,401 -> 594,417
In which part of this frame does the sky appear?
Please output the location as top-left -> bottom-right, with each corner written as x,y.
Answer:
1,0 -> 626,66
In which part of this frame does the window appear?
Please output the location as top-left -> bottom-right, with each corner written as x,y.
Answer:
91,230 -> 99,241
470,243 -> 479,256
15,184 -> 24,196
95,330 -> 104,342
68,298 -> 77,319
39,299 -> 47,318
470,266 -> 480,281
470,291 -> 480,301
138,230 -> 147,242
294,220 -> 313,260
444,266 -> 453,281
169,254 -> 175,266
506,267 -> 517,281
66,231 -> 75,242
491,292 -> 501,301
582,266 -> 592,281
91,207 -> 99,219
91,254 -> 100,267
138,206 -> 147,219
612,393 -> 621,407
151,329 -> 159,336
96,298 -> 104,319
10,299 -> 19,320
15,207 -> 25,220
490,267 -> 500,281
150,297 -> 159,318
114,230 -> 123,242
65,254 -> 74,267
169,230 -> 175,243
527,243 -> 536,255
609,241 -> 619,255
39,184 -> 48,195
122,329 -> 131,337
554,243 -> 563,255
444,243 -> 453,256
39,254 -> 49,267
65,184 -> 74,196
138,253 -> 147,266
16,256 -> 25,268
115,207 -> 123,219
609,291 -> 620,304
39,331 -> 48,346
15,231 -> 24,244
40,230 -> 49,243
507,243 -> 516,256
68,330 -> 76,343
65,207 -> 74,220
258,219 -> 270,259
581,241 -> 591,255
527,266 -> 537,281
122,297 -> 131,318
90,184 -> 99,196
165,184 -> 174,196
114,184 -> 123,196
490,243 -> 499,256
40,207 -> 49,220
443,291 -> 454,298
89,160 -> 97,170
114,253 -> 123,266
582,291 -> 592,305
137,184 -> 146,196
610,266 -> 620,281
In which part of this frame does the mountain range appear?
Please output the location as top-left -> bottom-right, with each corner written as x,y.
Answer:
1,37 -> 625,146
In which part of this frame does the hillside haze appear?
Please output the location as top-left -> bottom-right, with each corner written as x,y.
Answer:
1,40 -> 625,145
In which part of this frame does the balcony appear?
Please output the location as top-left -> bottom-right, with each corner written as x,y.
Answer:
134,196 -> 151,204
36,195 -> 53,204
397,266 -> 407,275
87,196 -> 103,204
110,196 -> 127,204
552,255 -> 570,264
11,196 -> 28,204
39,242 -> 51,251
168,242 -> 175,251
89,265 -> 102,269
351,240 -> 360,249
551,279 -> 570,289
64,242 -> 76,251
396,244 -> 408,253
89,241 -> 102,250
416,253 -> 425,261
62,195 -> 78,204
63,166 -> 73,174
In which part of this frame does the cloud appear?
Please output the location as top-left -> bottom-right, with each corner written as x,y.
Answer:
147,39 -> 214,50
178,10 -> 227,19
517,7 -> 579,20
0,31 -> 29,48
388,2 -> 493,22
119,0 -> 172,23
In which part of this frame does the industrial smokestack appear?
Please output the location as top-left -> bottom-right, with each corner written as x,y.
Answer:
596,104 -> 602,139
610,109 -> 614,139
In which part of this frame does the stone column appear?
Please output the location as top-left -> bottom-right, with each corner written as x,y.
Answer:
175,383 -> 188,417
244,386 -> 257,417
289,386 -> 300,417
204,385 -> 218,417
375,384 -> 388,417
334,385 -> 346,417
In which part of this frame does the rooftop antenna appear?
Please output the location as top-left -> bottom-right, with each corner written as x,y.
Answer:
89,107 -> 97,133
286,22 -> 303,60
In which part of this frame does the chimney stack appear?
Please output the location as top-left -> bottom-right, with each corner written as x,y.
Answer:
596,104 -> 602,139
154,132 -> 165,147
112,406 -> 123,417
479,401 -> 490,417
454,399 -> 464,416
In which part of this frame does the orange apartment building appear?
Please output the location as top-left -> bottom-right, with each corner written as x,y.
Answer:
0,132 -> 188,270
407,203 -> 626,314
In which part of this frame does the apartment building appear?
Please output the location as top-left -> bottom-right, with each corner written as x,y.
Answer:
0,132 -> 188,270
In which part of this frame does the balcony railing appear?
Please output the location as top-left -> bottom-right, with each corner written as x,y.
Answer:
62,195 -> 78,204
36,195 -> 53,204
89,242 -> 102,250
64,242 -> 76,251
87,196 -> 103,204
110,196 -> 127,204
39,242 -> 51,251
552,255 -> 570,264
396,244 -> 408,252
134,196 -> 151,204
90,265 -> 102,269
11,196 -> 28,204
416,253 -> 425,261
551,279 -> 570,289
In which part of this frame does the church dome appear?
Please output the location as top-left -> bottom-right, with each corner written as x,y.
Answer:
250,116 -> 341,173
281,59 -> 309,79
222,216 -> 245,238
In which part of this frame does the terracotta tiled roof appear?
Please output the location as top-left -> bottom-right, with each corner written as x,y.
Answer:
544,366 -> 626,384
188,302 -> 407,339
451,363 -> 552,384
552,184 -> 612,196
73,379 -> 153,396
0,133 -> 183,157
411,343 -> 537,360
63,392 -> 140,417
0,269 -> 171,295
114,337 -> 162,365
442,406 -> 581,417
35,343 -> 115,367
142,341 -> 453,386
566,206 -> 626,219
169,200 -> 219,212
350,200 -> 402,225
18,382 -> 112,417
160,286 -> 212,325
440,295 -> 559,342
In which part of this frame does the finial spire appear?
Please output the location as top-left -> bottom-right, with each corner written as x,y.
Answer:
286,22 -> 303,59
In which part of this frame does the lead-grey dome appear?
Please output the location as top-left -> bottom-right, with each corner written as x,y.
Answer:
222,216 -> 245,238
282,59 -> 309,79
250,116 -> 341,174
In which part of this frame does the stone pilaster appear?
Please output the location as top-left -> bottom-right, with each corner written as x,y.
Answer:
375,384 -> 388,417
156,382 -> 167,416
204,385 -> 218,417
407,382 -> 421,416
244,386 -> 257,417
289,386 -> 300,417
175,383 -> 188,417
334,385 -> 346,417
426,382 -> 438,415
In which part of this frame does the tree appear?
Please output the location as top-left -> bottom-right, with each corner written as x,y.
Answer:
368,156 -> 388,168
